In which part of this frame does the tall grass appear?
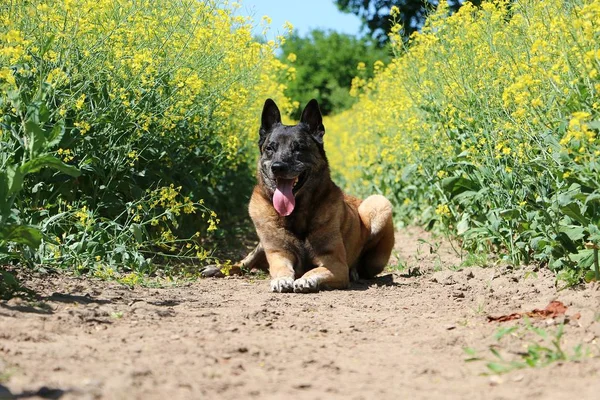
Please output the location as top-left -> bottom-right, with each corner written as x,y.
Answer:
326,0 -> 600,284
0,0 -> 292,278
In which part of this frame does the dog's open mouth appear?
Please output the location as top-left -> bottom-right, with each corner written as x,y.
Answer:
272,171 -> 308,216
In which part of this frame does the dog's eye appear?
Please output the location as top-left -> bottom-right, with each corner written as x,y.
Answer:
264,144 -> 275,153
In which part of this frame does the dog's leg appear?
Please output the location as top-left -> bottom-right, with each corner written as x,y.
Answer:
357,194 -> 395,278
240,242 -> 266,270
294,239 -> 349,293
266,250 -> 296,293
200,243 -> 266,278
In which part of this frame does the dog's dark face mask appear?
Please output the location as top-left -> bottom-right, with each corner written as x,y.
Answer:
258,99 -> 327,217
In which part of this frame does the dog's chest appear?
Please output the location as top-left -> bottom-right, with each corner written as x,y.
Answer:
282,212 -> 310,240
296,239 -> 318,273
280,213 -> 320,272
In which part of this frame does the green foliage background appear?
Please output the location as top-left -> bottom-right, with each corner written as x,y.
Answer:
279,29 -> 389,117
0,0 -> 292,284
325,0 -> 600,285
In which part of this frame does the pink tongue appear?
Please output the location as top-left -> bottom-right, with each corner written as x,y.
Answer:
273,178 -> 295,216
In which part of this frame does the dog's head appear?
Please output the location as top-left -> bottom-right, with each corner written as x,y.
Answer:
257,98 -> 328,217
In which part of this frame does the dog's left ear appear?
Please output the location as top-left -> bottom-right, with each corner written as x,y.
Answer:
300,99 -> 325,144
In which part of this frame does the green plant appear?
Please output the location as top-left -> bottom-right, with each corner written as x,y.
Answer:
473,301 -> 486,315
0,62 -> 80,296
1,0 -> 293,279
0,88 -> 80,258
465,320 -> 589,375
461,252 -> 489,268
386,250 -> 406,272
325,0 -> 600,284
0,269 -> 34,300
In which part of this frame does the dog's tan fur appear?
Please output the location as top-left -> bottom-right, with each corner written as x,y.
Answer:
251,187 -> 394,292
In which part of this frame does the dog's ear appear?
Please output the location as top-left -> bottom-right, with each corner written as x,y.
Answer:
259,99 -> 281,148
300,99 -> 325,144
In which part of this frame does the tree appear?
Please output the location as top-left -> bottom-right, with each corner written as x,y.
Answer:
280,29 -> 389,117
335,0 -> 482,45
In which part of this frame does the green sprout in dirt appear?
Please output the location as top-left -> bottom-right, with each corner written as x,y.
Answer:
464,320 -> 591,375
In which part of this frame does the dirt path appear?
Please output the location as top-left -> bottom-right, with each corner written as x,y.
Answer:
1,227 -> 600,400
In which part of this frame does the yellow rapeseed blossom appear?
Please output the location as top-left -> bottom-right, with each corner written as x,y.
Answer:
325,0 -> 600,211
435,204 -> 451,217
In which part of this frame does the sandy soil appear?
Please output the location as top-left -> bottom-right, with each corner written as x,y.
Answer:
1,227 -> 600,400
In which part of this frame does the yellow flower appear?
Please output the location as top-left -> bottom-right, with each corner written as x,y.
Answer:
75,94 -> 86,110
283,21 -> 294,33
74,121 -> 91,135
435,204 -> 451,217
74,206 -> 90,226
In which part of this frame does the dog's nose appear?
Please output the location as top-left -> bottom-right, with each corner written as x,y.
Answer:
271,161 -> 288,174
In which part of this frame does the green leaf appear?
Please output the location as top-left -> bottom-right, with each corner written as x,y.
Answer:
559,225 -> 585,242
463,347 -> 481,362
500,208 -> 520,219
571,249 -> 595,269
0,224 -> 43,248
6,165 -> 24,196
20,155 -> 81,178
0,269 -> 35,300
441,176 -> 480,198
584,193 -> 600,204
463,347 -> 478,356
452,190 -> 479,204
584,270 -> 598,282
41,34 -> 56,56
131,223 -> 144,243
489,347 -> 503,360
486,362 -> 512,374
560,203 -> 587,225
530,236 -> 547,251
0,171 -> 8,214
25,120 -> 46,156
38,102 -> 50,124
457,217 -> 469,235
494,326 -> 517,341
0,269 -> 20,288
555,232 -> 579,254
46,120 -> 65,148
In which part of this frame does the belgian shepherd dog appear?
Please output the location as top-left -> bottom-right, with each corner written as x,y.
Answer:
203,99 -> 395,293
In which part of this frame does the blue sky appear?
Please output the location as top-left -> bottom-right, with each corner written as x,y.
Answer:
237,0 -> 364,38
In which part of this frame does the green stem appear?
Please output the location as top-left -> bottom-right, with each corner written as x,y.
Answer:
594,248 -> 599,282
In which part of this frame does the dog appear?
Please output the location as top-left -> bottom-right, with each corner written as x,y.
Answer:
203,98 -> 395,293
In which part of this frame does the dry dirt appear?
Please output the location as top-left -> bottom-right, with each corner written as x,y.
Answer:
1,227 -> 600,400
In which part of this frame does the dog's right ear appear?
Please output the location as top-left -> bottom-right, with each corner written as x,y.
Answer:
259,99 -> 281,149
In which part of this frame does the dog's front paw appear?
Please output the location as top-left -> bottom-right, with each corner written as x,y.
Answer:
270,277 -> 294,293
200,264 -> 225,278
293,277 -> 319,293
